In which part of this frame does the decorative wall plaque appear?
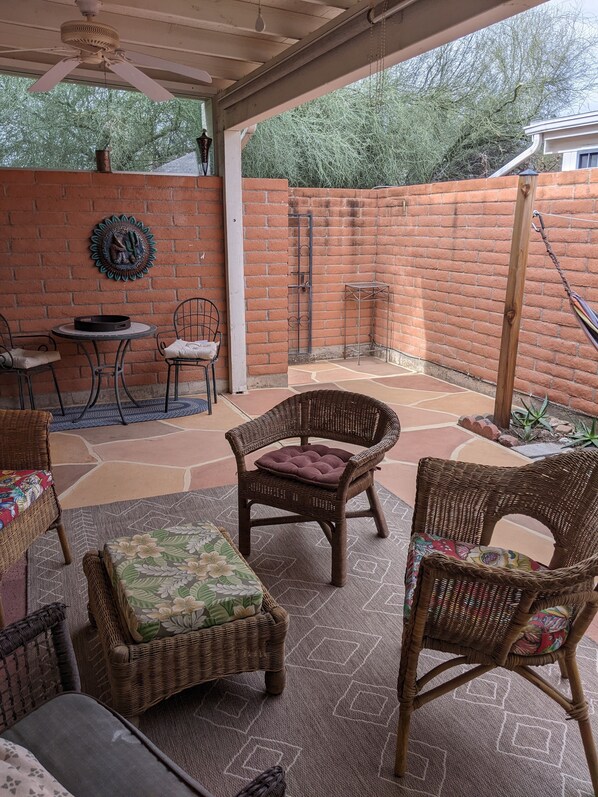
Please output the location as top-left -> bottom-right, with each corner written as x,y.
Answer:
90,215 -> 156,281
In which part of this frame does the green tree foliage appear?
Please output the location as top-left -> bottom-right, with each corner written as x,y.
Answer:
0,78 -> 203,172
242,5 -> 598,187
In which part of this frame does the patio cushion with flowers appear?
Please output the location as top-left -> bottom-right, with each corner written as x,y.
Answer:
404,532 -> 574,657
0,470 -> 53,531
103,521 -> 263,643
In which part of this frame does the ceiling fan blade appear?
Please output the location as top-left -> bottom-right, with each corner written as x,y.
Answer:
107,60 -> 174,102
27,57 -> 82,93
122,51 -> 212,85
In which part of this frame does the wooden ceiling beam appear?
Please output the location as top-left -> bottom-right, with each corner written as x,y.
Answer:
218,0 -> 549,129
0,0 -> 284,62
43,0 -> 324,41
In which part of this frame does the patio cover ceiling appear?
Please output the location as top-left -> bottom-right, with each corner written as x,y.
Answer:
2,0 -> 547,129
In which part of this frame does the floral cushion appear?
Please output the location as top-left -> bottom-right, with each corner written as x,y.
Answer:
0,470 -> 53,531
103,522 -> 264,643
0,739 -> 73,797
404,532 -> 573,657
255,444 -> 353,489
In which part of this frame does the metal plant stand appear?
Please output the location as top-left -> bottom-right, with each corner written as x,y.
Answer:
343,281 -> 391,364
52,322 -> 157,425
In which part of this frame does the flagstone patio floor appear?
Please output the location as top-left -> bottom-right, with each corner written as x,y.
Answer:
6,356 -> 596,640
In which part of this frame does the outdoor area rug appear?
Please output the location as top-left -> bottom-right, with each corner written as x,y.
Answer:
28,485 -> 598,797
49,396 -> 208,432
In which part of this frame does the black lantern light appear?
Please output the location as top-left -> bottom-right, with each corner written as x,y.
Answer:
196,129 -> 212,176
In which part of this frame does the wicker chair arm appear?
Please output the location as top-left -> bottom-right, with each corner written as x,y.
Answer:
233,766 -> 286,797
404,552 -> 598,665
226,404 -> 300,463
412,457 -> 521,545
422,551 -> 598,594
11,333 -> 57,352
337,442 -> 387,493
0,603 -> 80,732
0,408 -> 53,471
0,344 -> 14,370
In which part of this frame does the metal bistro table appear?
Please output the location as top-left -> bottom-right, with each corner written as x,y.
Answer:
52,321 -> 157,425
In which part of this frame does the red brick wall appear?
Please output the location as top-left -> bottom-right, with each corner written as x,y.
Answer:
289,170 -> 598,417
289,190 -> 377,353
244,179 -> 289,385
0,169 -> 288,405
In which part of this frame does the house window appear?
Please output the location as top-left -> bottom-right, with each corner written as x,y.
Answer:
577,151 -> 598,169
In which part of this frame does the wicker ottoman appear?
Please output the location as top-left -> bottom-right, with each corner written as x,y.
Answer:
83,527 -> 288,720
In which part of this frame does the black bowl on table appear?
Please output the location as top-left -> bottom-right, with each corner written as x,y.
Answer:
74,315 -> 131,332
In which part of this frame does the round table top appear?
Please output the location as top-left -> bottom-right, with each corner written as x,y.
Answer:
52,321 -> 157,341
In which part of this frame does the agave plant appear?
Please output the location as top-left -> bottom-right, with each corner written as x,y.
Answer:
511,396 -> 552,440
569,419 -> 598,448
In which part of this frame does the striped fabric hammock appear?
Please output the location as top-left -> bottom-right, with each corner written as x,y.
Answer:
532,211 -> 598,353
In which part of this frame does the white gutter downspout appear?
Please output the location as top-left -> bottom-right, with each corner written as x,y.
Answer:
240,125 -> 257,150
490,133 -> 542,177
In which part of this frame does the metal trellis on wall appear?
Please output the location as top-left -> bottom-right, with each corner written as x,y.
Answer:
288,212 -> 313,362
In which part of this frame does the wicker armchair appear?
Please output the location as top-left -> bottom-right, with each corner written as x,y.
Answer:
0,409 -> 71,627
226,390 -> 400,587
0,604 -> 286,797
395,451 -> 598,793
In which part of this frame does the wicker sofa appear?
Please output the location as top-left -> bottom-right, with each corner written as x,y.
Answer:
0,603 -> 286,797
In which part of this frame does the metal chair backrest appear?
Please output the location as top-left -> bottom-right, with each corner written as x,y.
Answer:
0,315 -> 14,353
173,298 -> 219,343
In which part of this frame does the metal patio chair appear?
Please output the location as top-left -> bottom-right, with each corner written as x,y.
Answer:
157,298 -> 221,415
0,313 -> 64,414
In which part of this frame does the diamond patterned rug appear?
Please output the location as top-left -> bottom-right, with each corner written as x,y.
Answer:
27,486 -> 598,797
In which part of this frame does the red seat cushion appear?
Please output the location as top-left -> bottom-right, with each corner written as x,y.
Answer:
255,444 -> 353,489
0,470 -> 53,531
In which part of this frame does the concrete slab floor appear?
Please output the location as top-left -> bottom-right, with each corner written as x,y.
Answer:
9,355 -> 596,642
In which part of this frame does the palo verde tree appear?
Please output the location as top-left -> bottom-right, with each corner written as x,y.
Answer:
0,77 -> 203,172
242,4 -> 598,187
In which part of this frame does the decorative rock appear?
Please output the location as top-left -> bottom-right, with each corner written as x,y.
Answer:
498,434 -> 520,448
555,423 -> 574,435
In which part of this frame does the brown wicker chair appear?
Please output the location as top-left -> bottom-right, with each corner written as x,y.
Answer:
225,390 -> 401,587
395,451 -> 598,793
0,409 -> 71,627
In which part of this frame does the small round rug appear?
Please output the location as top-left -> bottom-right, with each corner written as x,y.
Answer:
50,397 -> 208,431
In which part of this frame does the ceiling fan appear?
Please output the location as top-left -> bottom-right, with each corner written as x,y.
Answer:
1,0 -> 212,101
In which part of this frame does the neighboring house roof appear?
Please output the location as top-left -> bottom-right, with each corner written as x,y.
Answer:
153,153 -> 200,176
492,110 -> 598,177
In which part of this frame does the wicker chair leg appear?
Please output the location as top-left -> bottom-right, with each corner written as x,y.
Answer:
558,658 -> 569,680
394,705 -> 413,777
238,495 -> 252,556
265,668 -> 286,695
367,484 -> 389,538
55,522 -> 72,565
331,520 -> 347,587
565,653 -> 598,794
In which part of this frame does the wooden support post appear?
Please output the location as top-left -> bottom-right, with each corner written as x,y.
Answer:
493,170 -> 538,429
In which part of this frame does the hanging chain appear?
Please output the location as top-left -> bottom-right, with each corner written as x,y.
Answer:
532,211 -> 573,298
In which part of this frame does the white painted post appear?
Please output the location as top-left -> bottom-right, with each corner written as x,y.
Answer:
222,128 -> 248,393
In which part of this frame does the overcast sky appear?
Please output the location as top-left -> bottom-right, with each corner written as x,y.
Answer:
546,0 -> 598,111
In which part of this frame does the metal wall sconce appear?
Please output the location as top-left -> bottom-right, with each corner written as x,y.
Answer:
196,129 -> 212,176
